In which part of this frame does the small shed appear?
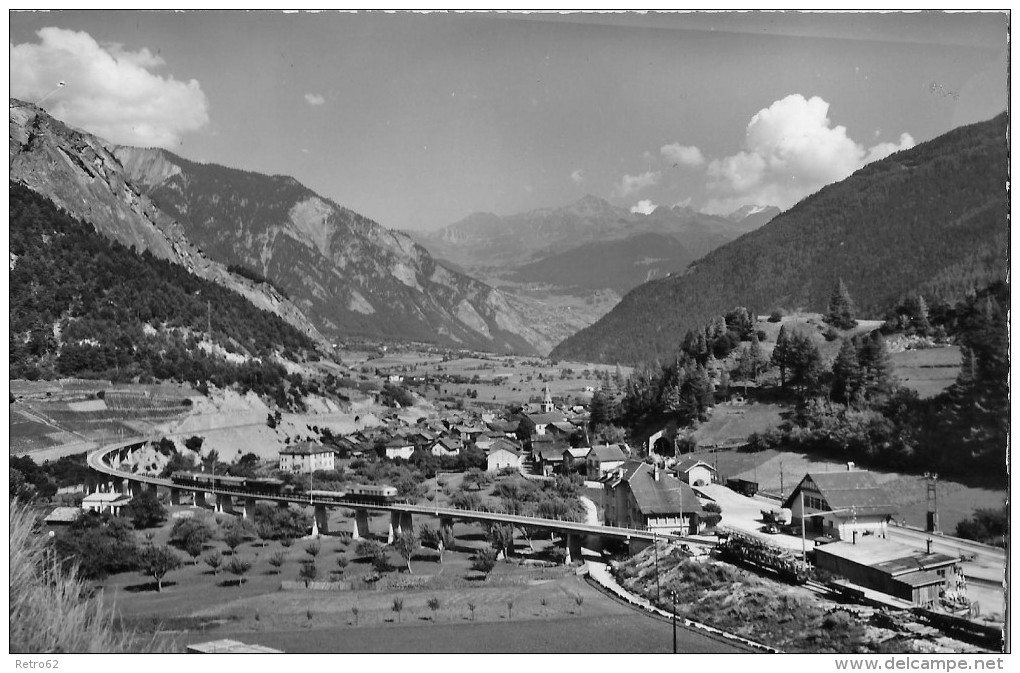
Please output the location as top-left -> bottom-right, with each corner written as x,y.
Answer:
674,458 -> 717,487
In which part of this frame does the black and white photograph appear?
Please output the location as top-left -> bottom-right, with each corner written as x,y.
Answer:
7,9 -> 1010,661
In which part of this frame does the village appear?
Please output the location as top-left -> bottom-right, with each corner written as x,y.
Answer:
34,345 -> 1001,655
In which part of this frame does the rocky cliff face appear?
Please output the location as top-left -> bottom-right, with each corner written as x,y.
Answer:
110,146 -> 547,355
9,99 -> 326,346
10,98 -> 550,355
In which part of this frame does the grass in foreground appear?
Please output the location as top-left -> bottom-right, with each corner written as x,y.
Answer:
9,500 -> 165,653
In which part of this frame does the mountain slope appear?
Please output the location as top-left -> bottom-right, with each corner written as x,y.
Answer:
508,232 -> 702,294
9,99 -> 323,344
551,113 -> 1008,364
112,147 -> 548,355
9,182 -> 315,403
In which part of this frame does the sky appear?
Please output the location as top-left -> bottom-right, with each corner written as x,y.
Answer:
9,11 -> 1008,231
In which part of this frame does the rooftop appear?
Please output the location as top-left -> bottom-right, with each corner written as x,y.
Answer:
675,457 -> 716,473
606,461 -> 703,516
784,470 -> 898,517
588,444 -> 628,462
815,538 -> 960,574
280,441 -> 336,456
82,492 -> 132,504
186,639 -> 283,654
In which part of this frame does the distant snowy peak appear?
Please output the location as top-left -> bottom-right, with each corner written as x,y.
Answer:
726,204 -> 781,222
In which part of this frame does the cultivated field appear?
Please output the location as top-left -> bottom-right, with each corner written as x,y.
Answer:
84,500 -> 744,654
889,346 -> 962,398
689,403 -> 787,448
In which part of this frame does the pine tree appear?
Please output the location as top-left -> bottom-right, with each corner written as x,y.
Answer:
910,294 -> 931,335
771,325 -> 793,386
788,333 -> 825,394
748,331 -> 765,381
858,332 -> 892,396
826,278 -> 858,330
831,338 -> 865,404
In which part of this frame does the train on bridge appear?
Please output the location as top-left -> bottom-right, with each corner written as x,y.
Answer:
169,471 -> 399,505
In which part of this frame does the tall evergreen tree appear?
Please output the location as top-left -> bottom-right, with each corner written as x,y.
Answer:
909,294 -> 932,335
771,325 -> 793,386
788,333 -> 825,394
831,338 -> 865,404
858,332 -> 893,396
826,278 -> 858,329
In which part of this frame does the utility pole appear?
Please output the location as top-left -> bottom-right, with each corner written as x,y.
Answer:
653,530 -> 661,604
800,489 -> 806,563
671,590 -> 678,654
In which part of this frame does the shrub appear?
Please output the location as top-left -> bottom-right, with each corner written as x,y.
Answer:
768,310 -> 784,323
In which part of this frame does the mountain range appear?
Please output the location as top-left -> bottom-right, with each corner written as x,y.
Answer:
9,99 -> 550,356
551,112 -> 1008,364
411,196 -> 779,294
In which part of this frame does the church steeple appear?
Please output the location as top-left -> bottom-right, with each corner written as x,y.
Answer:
542,383 -> 554,413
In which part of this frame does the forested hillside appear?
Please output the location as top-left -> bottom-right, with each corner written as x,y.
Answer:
551,113 -> 1007,364
9,183 -> 317,406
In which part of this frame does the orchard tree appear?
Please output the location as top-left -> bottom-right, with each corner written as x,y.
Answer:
394,529 -> 420,574
138,545 -> 182,592
226,556 -> 252,587
471,547 -> 498,579
203,552 -> 222,575
268,551 -> 287,574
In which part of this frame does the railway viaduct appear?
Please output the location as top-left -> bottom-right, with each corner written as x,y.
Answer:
87,438 -> 706,560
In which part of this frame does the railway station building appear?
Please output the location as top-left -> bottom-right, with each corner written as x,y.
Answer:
783,467 -> 897,542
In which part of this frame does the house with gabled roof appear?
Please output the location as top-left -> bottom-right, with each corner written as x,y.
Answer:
561,447 -> 590,475
674,457 -> 717,487
520,411 -> 570,437
486,419 -> 521,437
531,436 -> 570,476
486,437 -> 523,473
585,444 -> 628,479
782,467 -> 898,541
602,461 -> 704,535
430,436 -> 463,458
381,437 -> 415,460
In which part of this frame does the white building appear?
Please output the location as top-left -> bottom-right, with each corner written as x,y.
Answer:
279,442 -> 338,473
81,492 -> 133,516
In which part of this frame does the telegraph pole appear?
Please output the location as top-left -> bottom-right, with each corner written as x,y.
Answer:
671,590 -> 678,654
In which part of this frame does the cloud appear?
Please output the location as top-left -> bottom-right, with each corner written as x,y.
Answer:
10,27 -> 209,148
614,170 -> 661,197
703,94 -> 914,214
570,169 -> 584,185
304,93 -> 325,106
660,143 -> 705,167
630,199 -> 657,215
